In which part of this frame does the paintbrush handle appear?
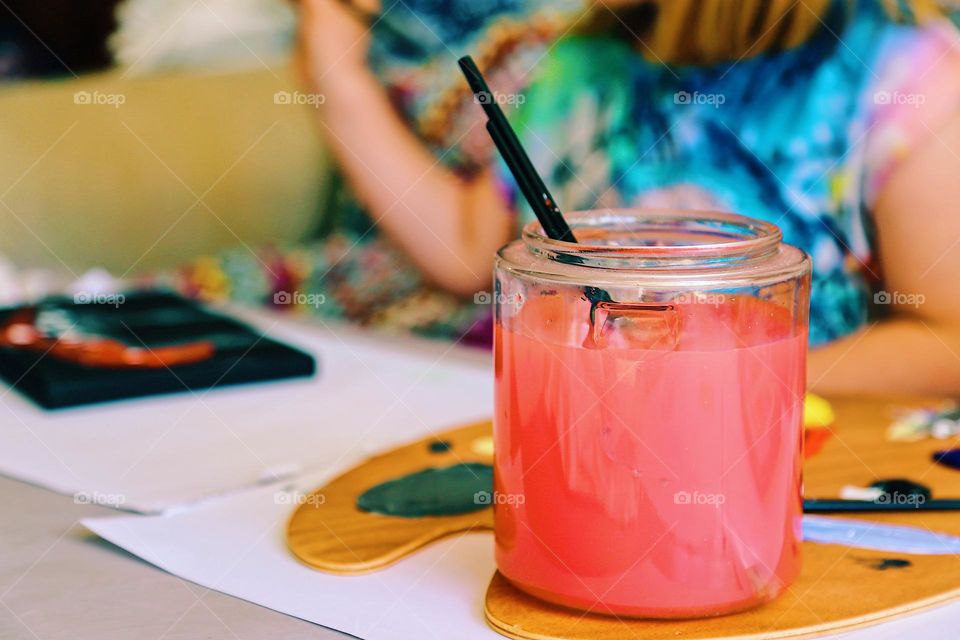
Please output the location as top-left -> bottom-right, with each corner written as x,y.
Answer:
804,499 -> 960,513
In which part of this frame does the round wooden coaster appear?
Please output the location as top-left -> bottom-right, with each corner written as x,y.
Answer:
484,543 -> 960,640
286,420 -> 494,574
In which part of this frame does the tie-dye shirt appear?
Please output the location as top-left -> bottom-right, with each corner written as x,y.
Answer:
504,1 -> 960,345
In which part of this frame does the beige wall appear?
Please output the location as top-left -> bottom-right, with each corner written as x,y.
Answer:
0,65 -> 330,276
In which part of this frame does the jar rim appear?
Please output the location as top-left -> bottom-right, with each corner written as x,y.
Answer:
521,209 -> 783,265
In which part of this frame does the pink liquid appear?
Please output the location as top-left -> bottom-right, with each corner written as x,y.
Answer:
493,292 -> 806,617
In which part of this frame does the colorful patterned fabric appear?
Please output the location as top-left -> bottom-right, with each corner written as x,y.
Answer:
161,1 -> 960,348
506,1 -> 960,345
367,0 -> 583,170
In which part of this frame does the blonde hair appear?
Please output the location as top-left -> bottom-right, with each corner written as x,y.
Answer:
587,0 -> 946,65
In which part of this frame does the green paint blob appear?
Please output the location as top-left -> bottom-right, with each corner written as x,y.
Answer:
356,463 -> 493,517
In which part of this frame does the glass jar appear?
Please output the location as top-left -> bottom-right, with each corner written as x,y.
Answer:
493,209 -> 810,618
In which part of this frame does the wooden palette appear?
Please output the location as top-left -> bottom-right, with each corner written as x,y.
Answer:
287,420 -> 494,574
287,397 -> 960,638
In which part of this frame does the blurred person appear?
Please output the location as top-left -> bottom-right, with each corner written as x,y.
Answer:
169,0 -> 960,396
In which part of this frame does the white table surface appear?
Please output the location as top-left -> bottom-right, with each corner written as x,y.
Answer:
0,308 -> 492,512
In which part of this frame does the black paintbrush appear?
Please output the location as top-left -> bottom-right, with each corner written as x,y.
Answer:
804,499 -> 960,513
458,55 -> 613,315
459,56 -> 575,242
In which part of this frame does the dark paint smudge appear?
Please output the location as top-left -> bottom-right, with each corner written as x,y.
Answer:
860,557 -> 912,571
932,450 -> 960,471
428,440 -> 452,453
357,463 -> 493,517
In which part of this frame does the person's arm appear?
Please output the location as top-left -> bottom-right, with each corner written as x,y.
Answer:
808,112 -> 960,396
295,0 -> 513,296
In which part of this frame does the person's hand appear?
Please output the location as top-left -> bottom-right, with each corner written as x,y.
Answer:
295,0 -> 381,90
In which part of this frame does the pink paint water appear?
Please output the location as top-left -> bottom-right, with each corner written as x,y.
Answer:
494,292 -> 806,617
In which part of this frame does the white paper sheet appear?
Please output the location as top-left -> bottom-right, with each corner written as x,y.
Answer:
81,470 -> 960,640
82,472 -> 501,640
0,309 -> 492,513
